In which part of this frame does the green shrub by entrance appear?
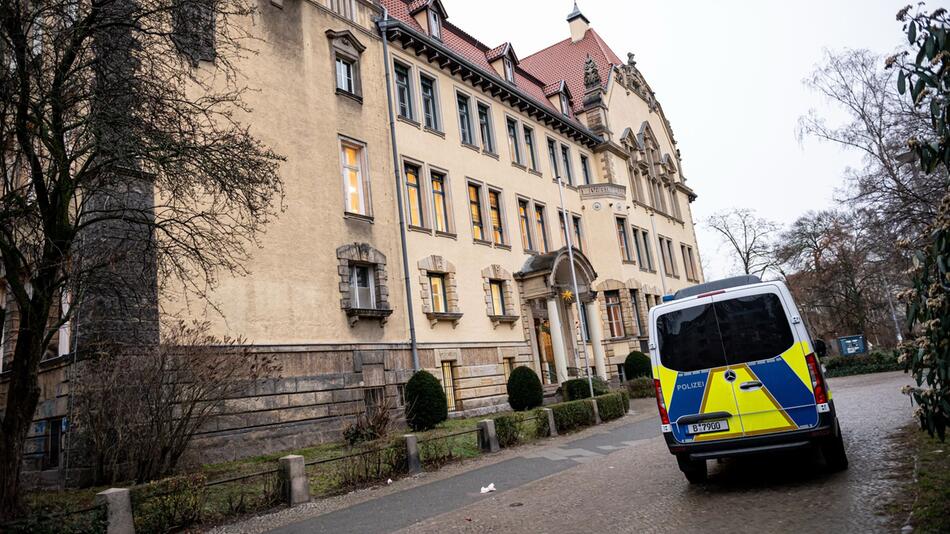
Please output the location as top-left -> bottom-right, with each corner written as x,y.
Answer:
822,351 -> 902,378
596,392 -> 627,422
561,377 -> 609,401
624,351 -> 651,380
404,370 -> 448,431
626,376 -> 654,399
506,366 -> 543,411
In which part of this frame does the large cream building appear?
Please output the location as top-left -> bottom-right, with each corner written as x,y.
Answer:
6,0 -> 705,475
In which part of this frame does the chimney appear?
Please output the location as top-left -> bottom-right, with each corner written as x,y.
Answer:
567,2 -> 589,43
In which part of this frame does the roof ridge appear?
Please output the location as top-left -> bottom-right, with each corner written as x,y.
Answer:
588,28 -> 622,65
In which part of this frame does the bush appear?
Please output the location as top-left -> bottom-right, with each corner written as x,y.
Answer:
596,392 -> 627,422
132,473 -> 207,534
624,351 -> 651,380
507,366 -> 544,411
561,377 -> 609,401
619,390 -> 630,413
823,351 -> 902,378
404,370 -> 448,431
494,413 -> 525,448
550,399 -> 596,433
626,376 -> 654,399
343,395 -> 395,445
532,407 -> 551,438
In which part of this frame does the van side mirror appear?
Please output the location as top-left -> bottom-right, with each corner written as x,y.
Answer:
813,339 -> 827,359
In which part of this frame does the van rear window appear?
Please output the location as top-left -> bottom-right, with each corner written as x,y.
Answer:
656,293 -> 795,372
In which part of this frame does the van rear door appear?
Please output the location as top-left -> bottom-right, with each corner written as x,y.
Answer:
709,287 -> 819,436
654,297 -> 743,444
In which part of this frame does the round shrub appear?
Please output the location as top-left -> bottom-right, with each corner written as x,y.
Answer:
624,351 -> 652,380
561,377 -> 609,401
507,366 -> 544,411
404,370 -> 448,431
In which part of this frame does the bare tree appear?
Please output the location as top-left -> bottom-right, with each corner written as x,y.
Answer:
0,0 -> 283,518
705,208 -> 780,278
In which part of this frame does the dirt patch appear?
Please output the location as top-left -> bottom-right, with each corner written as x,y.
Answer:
885,424 -> 950,533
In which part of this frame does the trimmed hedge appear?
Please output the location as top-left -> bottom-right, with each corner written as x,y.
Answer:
532,407 -> 551,438
624,351 -> 652,379
823,351 -> 902,378
494,413 -> 525,448
561,377 -> 610,401
595,392 -> 627,422
550,398 -> 596,432
626,376 -> 654,399
507,366 -> 544,411
404,370 -> 448,431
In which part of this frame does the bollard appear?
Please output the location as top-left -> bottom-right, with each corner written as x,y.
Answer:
278,455 -> 310,506
542,407 -> 557,437
477,419 -> 500,453
404,434 -> 422,475
590,398 -> 601,425
95,488 -> 134,534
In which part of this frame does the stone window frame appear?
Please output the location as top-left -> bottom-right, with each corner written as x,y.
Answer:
172,0 -> 216,67
339,135 -> 373,219
327,29 -> 366,103
337,243 -> 392,327
595,279 -> 638,342
480,264 -> 519,329
418,255 -> 462,327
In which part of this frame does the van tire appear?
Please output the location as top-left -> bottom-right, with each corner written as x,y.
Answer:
676,454 -> 707,483
821,424 -> 849,472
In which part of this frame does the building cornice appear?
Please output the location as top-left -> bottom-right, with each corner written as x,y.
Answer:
378,17 -> 602,149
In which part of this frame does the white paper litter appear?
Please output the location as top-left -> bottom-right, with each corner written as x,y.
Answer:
387,479 -> 393,485
480,483 -> 496,494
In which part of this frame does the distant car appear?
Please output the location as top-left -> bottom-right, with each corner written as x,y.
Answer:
648,275 -> 848,483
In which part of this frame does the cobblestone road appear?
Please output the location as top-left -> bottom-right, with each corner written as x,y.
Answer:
400,371 -> 913,534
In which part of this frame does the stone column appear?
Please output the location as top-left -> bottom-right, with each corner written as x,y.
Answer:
546,297 -> 569,384
95,488 -> 134,534
586,299 -> 608,380
278,455 -> 309,506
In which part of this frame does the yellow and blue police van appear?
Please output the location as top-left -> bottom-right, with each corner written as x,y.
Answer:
648,275 -> 848,483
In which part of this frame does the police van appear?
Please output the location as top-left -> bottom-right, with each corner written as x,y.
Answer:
648,275 -> 848,483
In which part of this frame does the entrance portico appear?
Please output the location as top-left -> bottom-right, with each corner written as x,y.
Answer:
515,248 -> 608,385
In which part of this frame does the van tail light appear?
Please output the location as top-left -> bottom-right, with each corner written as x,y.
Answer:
804,353 -> 828,404
654,378 -> 670,425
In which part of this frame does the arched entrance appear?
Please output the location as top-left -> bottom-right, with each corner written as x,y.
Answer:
514,247 -> 608,384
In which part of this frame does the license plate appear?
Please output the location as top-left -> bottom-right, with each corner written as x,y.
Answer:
687,420 -> 729,434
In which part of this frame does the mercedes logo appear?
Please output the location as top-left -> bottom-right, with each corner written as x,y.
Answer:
724,370 -> 737,382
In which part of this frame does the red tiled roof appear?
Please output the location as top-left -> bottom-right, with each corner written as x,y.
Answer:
521,28 -> 623,113
381,0 -> 566,117
485,42 -> 517,63
543,81 -> 566,97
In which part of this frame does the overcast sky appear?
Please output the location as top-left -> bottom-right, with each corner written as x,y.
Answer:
441,0 -> 911,279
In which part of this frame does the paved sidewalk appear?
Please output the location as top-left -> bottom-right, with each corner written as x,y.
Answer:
266,409 -> 660,534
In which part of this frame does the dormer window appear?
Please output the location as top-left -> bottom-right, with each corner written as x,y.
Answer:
503,57 -> 515,84
559,92 -> 571,116
428,9 -> 442,39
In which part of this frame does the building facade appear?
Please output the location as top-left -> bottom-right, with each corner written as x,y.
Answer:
2,0 -> 705,478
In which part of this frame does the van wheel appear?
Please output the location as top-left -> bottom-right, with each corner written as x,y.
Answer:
676,454 -> 707,484
821,427 -> 849,472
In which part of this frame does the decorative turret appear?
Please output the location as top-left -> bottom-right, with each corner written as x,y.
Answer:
567,2 -> 589,43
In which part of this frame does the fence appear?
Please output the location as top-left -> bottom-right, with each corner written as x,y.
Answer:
0,502 -> 106,534
74,396 -> 626,533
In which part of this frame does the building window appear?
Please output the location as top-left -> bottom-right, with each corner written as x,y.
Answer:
534,205 -> 549,253
572,215 -> 583,252
404,162 -> 424,227
394,63 -> 413,120
547,138 -> 559,178
420,74 -> 440,130
330,0 -> 355,20
685,246 -> 698,281
670,190 -> 682,219
630,289 -> 644,336
559,210 -> 568,247
503,57 -> 515,83
468,183 -> 485,241
349,264 -> 376,309
666,238 -> 678,276
560,145 -> 574,185
428,8 -> 442,39
605,291 -> 626,339
42,417 -> 63,470
429,273 -> 447,313
489,280 -> 506,315
580,155 -> 592,185
488,189 -> 505,245
503,357 -> 516,380
616,217 -> 632,262
172,0 -> 215,65
431,171 -> 449,233
57,291 -> 72,357
518,199 -> 533,251
632,226 -> 645,265
457,93 -> 474,145
506,117 -> 522,165
523,126 -> 538,171
559,92 -> 570,116
340,139 -> 369,216
336,57 -> 355,93
477,103 -> 494,153
364,386 -> 386,416
639,229 -> 655,271
441,361 -> 457,411
659,237 -> 677,276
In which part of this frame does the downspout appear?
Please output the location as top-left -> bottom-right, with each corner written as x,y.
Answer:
380,8 -> 420,371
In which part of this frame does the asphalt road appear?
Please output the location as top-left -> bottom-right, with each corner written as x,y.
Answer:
263,371 -> 913,534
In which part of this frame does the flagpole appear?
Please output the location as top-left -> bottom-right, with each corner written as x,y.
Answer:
555,174 -> 594,398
